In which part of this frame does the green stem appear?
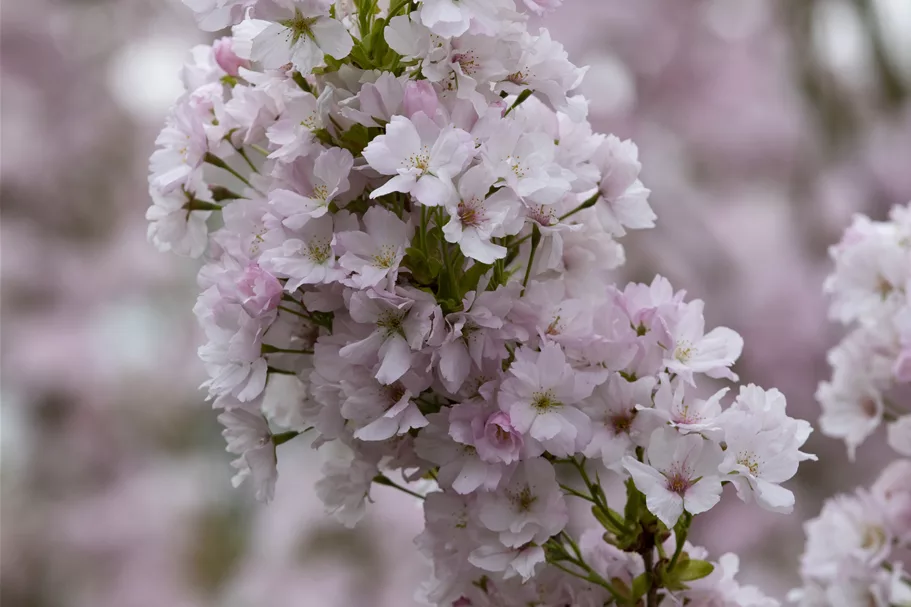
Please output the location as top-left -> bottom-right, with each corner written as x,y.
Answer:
566,458 -> 628,532
644,538 -> 659,607
546,541 -> 630,605
667,512 -> 692,572
182,199 -> 223,212
386,0 -> 413,19
504,89 -> 534,117
210,186 -> 243,202
235,146 -> 259,173
278,305 -> 311,319
272,430 -> 301,446
204,152 -> 254,189
437,208 -> 459,298
267,366 -> 296,375
520,223 -> 541,295
560,191 -> 601,221
251,144 -> 271,157
262,344 -> 314,355
373,474 -> 425,500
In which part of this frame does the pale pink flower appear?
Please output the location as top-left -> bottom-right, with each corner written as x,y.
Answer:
339,288 -> 438,385
363,112 -> 476,206
249,1 -> 353,74
217,407 -> 277,502
476,458 -> 567,547
622,427 -> 724,527
337,206 -> 410,289
498,342 -> 595,457
403,80 -> 440,119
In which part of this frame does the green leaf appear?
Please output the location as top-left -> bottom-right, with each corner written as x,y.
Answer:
623,478 -> 641,522
676,559 -> 714,582
504,88 -> 534,116
313,128 -> 336,147
460,262 -> 492,295
338,123 -> 372,155
631,573 -> 650,601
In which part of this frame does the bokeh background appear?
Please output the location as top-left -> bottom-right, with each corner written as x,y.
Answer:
2,0 -> 910,605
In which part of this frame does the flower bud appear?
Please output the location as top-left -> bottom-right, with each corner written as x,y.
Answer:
403,81 -> 439,119
214,37 -> 248,77
237,263 -> 283,317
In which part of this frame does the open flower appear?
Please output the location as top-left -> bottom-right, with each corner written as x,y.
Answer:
270,147 -> 354,229
476,458 -> 568,547
622,427 -> 724,527
442,165 -> 523,264
664,299 -> 744,384
498,341 -> 594,457
258,214 -> 346,289
363,112 -> 476,207
217,407 -> 277,502
339,287 -> 438,385
249,0 -> 353,74
338,206 -> 410,289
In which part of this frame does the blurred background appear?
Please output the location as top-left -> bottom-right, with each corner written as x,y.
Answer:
2,0 -> 910,605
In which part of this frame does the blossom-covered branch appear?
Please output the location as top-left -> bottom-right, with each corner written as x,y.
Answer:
147,0 -> 816,603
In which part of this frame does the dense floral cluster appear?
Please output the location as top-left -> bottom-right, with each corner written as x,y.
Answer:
818,203 -> 911,458
790,459 -> 911,606
147,0 -> 815,604
791,205 -> 911,606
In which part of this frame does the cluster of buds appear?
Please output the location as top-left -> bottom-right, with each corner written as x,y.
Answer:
147,1 -> 815,604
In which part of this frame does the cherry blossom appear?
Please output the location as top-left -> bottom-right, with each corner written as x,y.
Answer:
623,427 -> 724,527
363,112 -> 475,206
147,2 -> 818,601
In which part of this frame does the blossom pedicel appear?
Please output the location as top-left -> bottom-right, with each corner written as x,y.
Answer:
148,1 -> 815,603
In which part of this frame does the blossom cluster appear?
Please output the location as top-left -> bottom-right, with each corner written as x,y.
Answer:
818,203 -> 911,458
790,459 -> 911,606
147,0 -> 815,604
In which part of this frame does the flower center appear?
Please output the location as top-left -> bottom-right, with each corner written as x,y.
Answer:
281,10 -> 319,45
372,244 -> 398,269
507,71 -> 529,85
674,341 -> 695,364
861,525 -> 886,550
665,471 -> 693,496
458,198 -> 485,228
506,156 -> 526,179
545,315 -> 563,336
860,397 -> 879,418
384,384 -> 407,405
736,451 -> 761,476
610,411 -> 634,435
376,310 -> 406,338
528,205 -> 556,227
407,147 -> 431,172
452,51 -> 478,76
675,404 -> 702,425
313,184 -> 329,201
300,112 -> 319,130
876,275 -> 893,299
531,390 -> 562,412
307,239 -> 332,263
510,486 -> 537,511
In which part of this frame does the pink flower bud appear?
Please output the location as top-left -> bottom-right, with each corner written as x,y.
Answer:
476,411 -> 523,464
895,347 -> 911,382
237,263 -> 282,317
214,37 -> 248,77
403,81 -> 439,119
